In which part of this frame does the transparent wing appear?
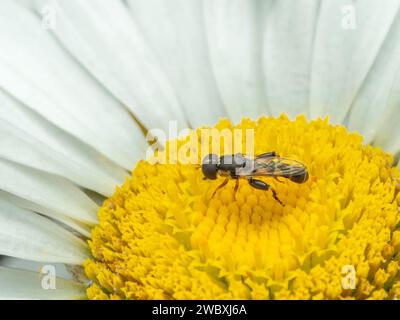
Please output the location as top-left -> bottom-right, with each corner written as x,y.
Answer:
252,156 -> 307,177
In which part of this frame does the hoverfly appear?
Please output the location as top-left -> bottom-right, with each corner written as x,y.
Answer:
201,152 -> 309,206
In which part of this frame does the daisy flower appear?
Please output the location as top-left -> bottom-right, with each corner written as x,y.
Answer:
1,0 -> 400,300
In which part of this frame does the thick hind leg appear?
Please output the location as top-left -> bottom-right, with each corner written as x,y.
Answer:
247,178 -> 284,206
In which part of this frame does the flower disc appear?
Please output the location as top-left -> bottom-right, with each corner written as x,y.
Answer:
85,115 -> 400,300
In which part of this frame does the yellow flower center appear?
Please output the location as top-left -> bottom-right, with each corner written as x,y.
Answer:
84,115 -> 400,300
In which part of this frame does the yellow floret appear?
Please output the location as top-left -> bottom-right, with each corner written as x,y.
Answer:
85,115 -> 400,300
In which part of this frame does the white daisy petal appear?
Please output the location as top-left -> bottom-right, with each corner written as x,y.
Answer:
0,159 -> 98,225
0,256 -> 72,280
372,69 -> 400,156
0,266 -> 86,300
0,89 -> 127,195
0,200 -> 88,265
204,0 -> 266,123
127,0 -> 226,127
27,0 -> 189,135
0,190 -> 92,238
0,118 -> 123,197
309,0 -> 400,124
49,216 -> 92,239
263,0 -> 320,118
347,15 -> 400,144
0,0 -> 147,170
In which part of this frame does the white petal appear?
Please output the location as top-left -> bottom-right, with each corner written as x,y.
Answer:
127,0 -> 227,127
0,1 -> 147,169
309,0 -> 400,124
27,0 -> 189,135
262,0 -> 320,118
0,256 -> 73,280
372,68 -> 400,155
0,93 -> 128,196
0,266 -> 86,300
0,159 -> 98,225
0,191 -> 92,238
0,200 -> 88,265
347,13 -> 400,144
204,0 -> 266,123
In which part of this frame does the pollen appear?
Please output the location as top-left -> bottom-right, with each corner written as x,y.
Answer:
84,115 -> 400,300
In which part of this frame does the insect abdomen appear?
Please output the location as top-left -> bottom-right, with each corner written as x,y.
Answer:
288,171 -> 309,183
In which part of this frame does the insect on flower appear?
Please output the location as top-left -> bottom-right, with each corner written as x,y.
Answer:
201,152 -> 309,206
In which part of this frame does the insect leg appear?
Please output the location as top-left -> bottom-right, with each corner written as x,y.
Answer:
211,178 -> 229,199
270,188 -> 285,206
274,176 -> 285,183
247,178 -> 285,206
247,177 -> 269,190
233,179 -> 240,200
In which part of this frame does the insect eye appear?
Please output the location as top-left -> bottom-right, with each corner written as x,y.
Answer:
201,154 -> 218,180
